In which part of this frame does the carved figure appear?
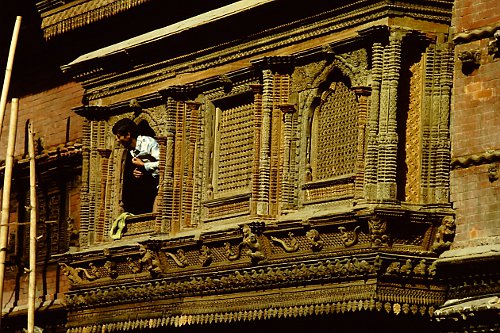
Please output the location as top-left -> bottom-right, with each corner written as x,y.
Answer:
338,225 -> 361,247
60,263 -> 98,284
385,261 -> 400,275
227,224 -> 267,264
127,257 -> 141,274
139,245 -> 162,275
368,216 -> 389,246
88,262 -> 100,278
166,249 -> 189,267
199,245 -> 213,266
104,261 -> 118,279
306,229 -> 324,251
413,259 -> 427,276
432,216 -> 455,252
270,232 -> 299,252
400,259 -> 412,276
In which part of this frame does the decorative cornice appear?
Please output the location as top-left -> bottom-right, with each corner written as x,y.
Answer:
453,23 -> 500,44
63,1 -> 453,100
451,150 -> 500,169
66,294 -> 442,333
434,296 -> 500,321
63,254 -> 444,309
39,0 -> 153,40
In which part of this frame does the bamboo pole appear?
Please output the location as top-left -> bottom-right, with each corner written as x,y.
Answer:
27,120 -> 37,333
0,16 -> 22,139
0,98 -> 18,322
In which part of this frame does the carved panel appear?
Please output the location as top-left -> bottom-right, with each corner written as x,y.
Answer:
216,103 -> 254,195
312,80 -> 358,180
404,56 -> 424,203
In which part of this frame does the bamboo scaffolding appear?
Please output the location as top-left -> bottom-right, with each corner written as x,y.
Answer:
27,120 -> 37,333
0,98 -> 18,322
0,16 -> 22,139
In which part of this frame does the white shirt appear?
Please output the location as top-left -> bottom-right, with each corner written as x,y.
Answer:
130,135 -> 160,178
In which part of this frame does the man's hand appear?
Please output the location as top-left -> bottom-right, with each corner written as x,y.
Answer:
132,157 -> 145,167
133,168 -> 144,178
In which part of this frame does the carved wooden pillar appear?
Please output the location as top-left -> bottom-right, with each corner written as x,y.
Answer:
96,148 -> 111,242
154,135 -> 167,232
162,95 -> 177,234
377,32 -> 404,200
79,119 -> 91,247
252,56 -> 293,216
435,45 -> 453,203
421,43 -> 453,204
183,101 -> 201,227
353,87 -> 371,199
257,68 -> 273,216
364,43 -> 383,200
87,120 -> 100,244
278,103 -> 296,210
250,84 -> 263,215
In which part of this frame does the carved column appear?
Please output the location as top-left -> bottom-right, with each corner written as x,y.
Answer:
353,87 -> 371,199
96,148 -> 111,242
252,56 -> 294,216
162,95 -> 177,234
364,43 -> 383,200
87,120 -> 101,245
183,101 -> 201,228
257,68 -> 273,216
279,103 -> 296,211
421,44 -> 453,204
250,84 -> 263,215
377,32 -> 404,200
79,119 -> 91,247
436,45 -> 453,203
154,135 -> 167,232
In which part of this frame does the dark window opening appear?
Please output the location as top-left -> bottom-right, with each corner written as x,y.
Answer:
120,120 -> 158,215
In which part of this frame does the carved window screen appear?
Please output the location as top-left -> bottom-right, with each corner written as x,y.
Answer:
215,103 -> 254,196
312,81 -> 358,180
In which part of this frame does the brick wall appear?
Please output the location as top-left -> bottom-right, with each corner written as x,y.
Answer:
450,0 -> 500,249
0,81 -> 84,313
0,82 -> 84,158
452,0 -> 500,32
451,164 -> 500,247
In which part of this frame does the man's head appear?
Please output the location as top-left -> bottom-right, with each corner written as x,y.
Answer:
112,118 -> 138,149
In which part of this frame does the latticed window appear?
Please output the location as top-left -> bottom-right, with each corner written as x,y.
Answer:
216,103 -> 254,195
312,81 -> 358,180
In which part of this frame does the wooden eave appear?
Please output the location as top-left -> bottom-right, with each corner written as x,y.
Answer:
64,269 -> 446,332
60,0 -> 453,94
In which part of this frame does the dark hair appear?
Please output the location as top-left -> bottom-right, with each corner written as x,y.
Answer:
112,118 -> 138,138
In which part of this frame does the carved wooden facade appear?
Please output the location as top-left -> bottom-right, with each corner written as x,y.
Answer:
54,0 -> 458,332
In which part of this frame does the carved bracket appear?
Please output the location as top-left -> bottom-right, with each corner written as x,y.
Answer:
458,49 -> 481,74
